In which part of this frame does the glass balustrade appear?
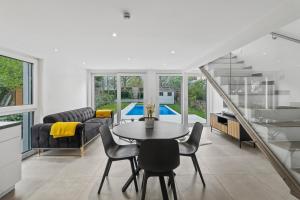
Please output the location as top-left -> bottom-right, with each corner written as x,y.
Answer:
204,18 -> 300,187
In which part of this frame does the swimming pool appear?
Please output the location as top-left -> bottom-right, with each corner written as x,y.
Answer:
126,104 -> 176,115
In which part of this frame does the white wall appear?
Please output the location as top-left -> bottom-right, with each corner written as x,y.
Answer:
207,82 -> 223,114
159,92 -> 175,104
41,56 -> 87,119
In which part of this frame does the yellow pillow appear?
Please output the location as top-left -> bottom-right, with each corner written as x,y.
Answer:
96,109 -> 112,118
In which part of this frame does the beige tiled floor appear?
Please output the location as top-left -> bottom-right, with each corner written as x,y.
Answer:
2,127 -> 298,200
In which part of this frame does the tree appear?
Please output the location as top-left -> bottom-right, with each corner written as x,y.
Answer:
0,56 -> 23,106
0,56 -> 23,90
126,76 -> 143,88
188,80 -> 206,101
159,76 -> 181,91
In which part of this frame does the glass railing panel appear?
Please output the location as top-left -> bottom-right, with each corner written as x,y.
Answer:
206,18 -> 300,187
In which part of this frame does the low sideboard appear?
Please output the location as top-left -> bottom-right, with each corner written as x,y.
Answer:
210,113 -> 254,148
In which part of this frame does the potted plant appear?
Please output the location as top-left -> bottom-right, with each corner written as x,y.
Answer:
145,103 -> 155,128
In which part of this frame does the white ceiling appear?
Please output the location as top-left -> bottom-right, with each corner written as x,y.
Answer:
0,0 -> 299,71
280,18 -> 300,38
232,18 -> 300,70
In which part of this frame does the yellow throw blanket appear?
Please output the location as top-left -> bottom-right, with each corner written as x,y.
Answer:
50,122 -> 80,138
96,109 -> 112,118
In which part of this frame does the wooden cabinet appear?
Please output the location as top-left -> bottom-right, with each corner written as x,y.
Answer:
210,114 -> 227,133
228,120 -> 240,139
210,113 -> 252,147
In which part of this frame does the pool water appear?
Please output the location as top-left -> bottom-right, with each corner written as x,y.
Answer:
126,104 -> 176,115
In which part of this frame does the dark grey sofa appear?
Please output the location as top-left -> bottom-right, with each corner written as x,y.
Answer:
31,107 -> 113,155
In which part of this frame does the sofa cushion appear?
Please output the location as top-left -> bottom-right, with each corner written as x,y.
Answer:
43,107 -> 95,123
85,117 -> 111,125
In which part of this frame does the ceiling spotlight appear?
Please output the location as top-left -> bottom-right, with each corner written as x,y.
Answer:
112,32 -> 117,37
82,61 -> 86,65
170,50 -> 176,55
53,48 -> 59,52
127,57 -> 131,61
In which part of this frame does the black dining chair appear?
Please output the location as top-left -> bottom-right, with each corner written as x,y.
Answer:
97,125 -> 139,194
138,116 -> 159,121
178,122 -> 205,186
139,139 -> 179,200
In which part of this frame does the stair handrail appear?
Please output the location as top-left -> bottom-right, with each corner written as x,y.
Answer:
200,65 -> 300,198
271,32 -> 300,44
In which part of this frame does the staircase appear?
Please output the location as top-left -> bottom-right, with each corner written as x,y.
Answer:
201,53 -> 300,198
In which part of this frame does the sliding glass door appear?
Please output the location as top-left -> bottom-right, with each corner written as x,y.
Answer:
121,75 -> 144,122
93,74 -> 144,123
188,75 -> 207,124
158,75 -> 182,123
94,75 -> 117,121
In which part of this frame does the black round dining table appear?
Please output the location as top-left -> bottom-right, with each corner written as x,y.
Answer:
113,121 -> 189,141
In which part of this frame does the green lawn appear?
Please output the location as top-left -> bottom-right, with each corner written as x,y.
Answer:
97,102 -> 130,113
166,104 -> 206,118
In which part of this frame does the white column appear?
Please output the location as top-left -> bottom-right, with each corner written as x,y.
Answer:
182,73 -> 188,125
116,75 -> 121,123
144,71 -> 159,118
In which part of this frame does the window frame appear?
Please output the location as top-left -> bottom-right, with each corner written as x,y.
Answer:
88,70 -> 209,127
89,71 -> 146,124
0,49 -> 38,116
0,49 -> 39,158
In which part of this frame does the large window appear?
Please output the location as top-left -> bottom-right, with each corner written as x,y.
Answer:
0,52 -> 37,157
188,76 -> 207,124
91,72 -> 208,126
0,55 -> 33,107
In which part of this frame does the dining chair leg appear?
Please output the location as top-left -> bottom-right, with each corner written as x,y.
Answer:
129,159 -> 139,192
169,172 -> 177,200
191,156 -> 198,172
133,157 -> 138,170
105,160 -> 112,177
98,159 -> 112,194
167,172 -> 176,187
192,154 -> 205,186
159,176 -> 169,200
122,166 -> 141,192
141,173 -> 148,200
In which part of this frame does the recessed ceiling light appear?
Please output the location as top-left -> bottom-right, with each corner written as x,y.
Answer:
263,52 -> 267,55
127,57 -> 131,61
112,32 -> 117,37
82,61 -> 86,65
170,50 -> 176,55
53,48 -> 59,52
